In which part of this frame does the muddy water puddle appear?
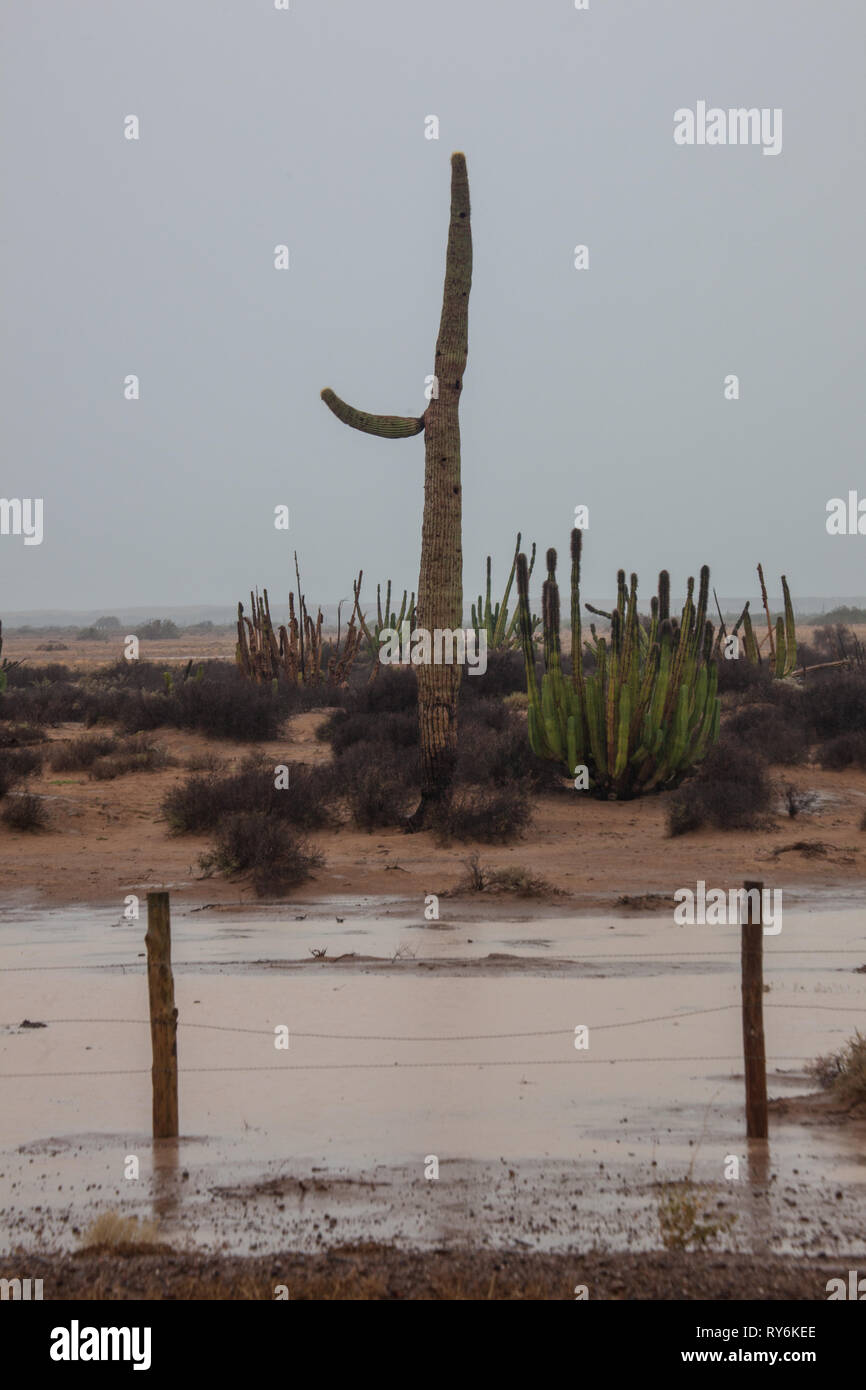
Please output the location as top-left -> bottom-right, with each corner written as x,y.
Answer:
1,900 -> 865,1255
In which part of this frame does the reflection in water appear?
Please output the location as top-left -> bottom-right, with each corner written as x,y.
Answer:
746,1139 -> 773,1253
151,1138 -> 181,1225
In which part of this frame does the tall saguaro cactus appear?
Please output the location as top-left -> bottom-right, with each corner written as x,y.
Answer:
321,153 -> 472,826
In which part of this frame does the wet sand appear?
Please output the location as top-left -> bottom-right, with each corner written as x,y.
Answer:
2,902 -> 865,1262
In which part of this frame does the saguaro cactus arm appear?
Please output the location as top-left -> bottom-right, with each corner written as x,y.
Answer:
319,388 -> 425,438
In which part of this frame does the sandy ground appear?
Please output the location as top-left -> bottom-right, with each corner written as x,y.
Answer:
3,709 -> 866,913
8,1247 -> 862,1300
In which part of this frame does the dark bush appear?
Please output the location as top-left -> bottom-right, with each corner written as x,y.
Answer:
809,623 -> 860,661
202,812 -> 324,896
335,743 -> 417,829
725,702 -> 807,765
1,793 -> 48,830
0,722 -> 46,748
714,656 -> 774,696
49,734 -> 118,772
90,737 -> 174,780
3,663 -> 73,688
457,701 -> 560,790
316,709 -> 418,756
340,666 -> 418,716
164,672 -> 283,740
803,671 -> 866,740
428,782 -> 533,844
459,649 -> 526,701
0,746 -> 42,781
667,740 -> 772,836
816,732 -> 866,771
0,747 -> 42,797
162,755 -> 337,833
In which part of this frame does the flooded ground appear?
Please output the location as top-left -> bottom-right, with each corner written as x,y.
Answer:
1,897 -> 865,1258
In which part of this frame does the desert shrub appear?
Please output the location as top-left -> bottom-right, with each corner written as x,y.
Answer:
714,656 -> 773,696
186,750 -> 225,773
163,775 -> 216,832
656,1181 -> 737,1251
2,663 -> 72,688
90,736 -> 174,780
162,756 -> 336,833
429,782 -> 533,844
455,853 -> 554,895
3,661 -> 290,739
804,671 -> 866,740
459,649 -> 526,701
0,722 -> 46,748
335,743 -> 417,829
809,623 -> 859,660
816,732 -> 866,771
49,734 -> 118,772
167,667 -> 283,739
667,739 -> 772,836
725,702 -> 807,765
201,812 -> 324,896
341,666 -> 418,716
317,709 -> 419,756
806,1031 -> 866,1107
79,1212 -> 161,1252
792,640 -> 820,670
0,747 -> 42,798
0,746 -> 42,781
457,701 -> 560,790
89,660 -> 168,693
1,793 -> 48,830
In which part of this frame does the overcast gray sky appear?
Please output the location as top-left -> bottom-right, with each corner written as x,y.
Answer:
2,0 -> 864,617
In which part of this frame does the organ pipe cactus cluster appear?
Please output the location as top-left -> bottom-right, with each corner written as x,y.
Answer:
515,531 -> 721,797
353,572 -> 416,674
236,555 -> 364,687
470,534 -> 539,650
730,572 -> 798,677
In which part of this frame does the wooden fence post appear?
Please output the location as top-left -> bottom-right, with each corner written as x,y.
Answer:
741,880 -> 768,1139
145,891 -> 178,1139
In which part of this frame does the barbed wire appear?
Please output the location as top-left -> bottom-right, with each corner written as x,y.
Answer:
3,1000 -> 862,1043
0,1055 -> 817,1079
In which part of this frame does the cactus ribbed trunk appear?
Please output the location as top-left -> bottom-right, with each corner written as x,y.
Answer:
413,153 -> 472,819
320,152 -> 472,826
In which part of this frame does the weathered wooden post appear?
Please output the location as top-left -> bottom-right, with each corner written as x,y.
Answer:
741,879 -> 768,1139
145,891 -> 178,1139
